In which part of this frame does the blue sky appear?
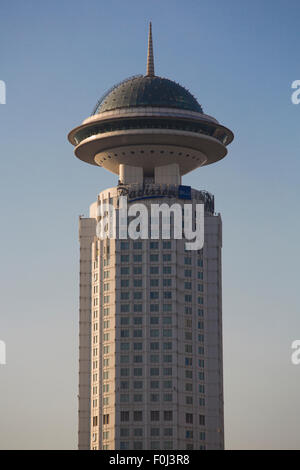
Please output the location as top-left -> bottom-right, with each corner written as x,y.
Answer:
0,0 -> 300,449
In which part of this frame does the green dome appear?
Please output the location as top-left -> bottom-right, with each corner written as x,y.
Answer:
93,75 -> 203,114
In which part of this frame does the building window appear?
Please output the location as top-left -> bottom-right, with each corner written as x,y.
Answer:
150,381 -> 159,389
163,266 -> 171,274
133,411 -> 143,421
120,411 -> 129,422
163,393 -> 173,402
133,442 -> 143,450
121,267 -> 130,275
163,355 -> 172,363
120,394 -> 129,403
150,317 -> 159,325
133,241 -> 142,250
150,411 -> 160,421
133,381 -> 143,390
163,304 -> 172,312
133,393 -> 143,403
133,329 -> 142,337
121,304 -> 130,313
150,354 -> 159,363
164,411 -> 173,421
120,442 -> 129,450
164,441 -> 173,450
150,291 -> 159,300
103,414 -> 109,425
150,428 -> 160,437
120,428 -> 129,437
134,355 -> 143,363
120,329 -> 129,338
163,329 -> 172,337
199,415 -> 205,426
150,304 -> 159,312
150,266 -> 159,274
133,304 -> 142,313
150,242 -> 159,249
150,329 -> 159,338
133,291 -> 142,300
150,394 -> 159,402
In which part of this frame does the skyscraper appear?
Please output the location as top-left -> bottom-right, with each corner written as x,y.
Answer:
68,23 -> 233,451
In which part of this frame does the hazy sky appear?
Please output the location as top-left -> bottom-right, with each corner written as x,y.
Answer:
0,0 -> 300,449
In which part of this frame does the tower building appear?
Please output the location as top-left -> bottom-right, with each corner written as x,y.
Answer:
68,23 -> 234,450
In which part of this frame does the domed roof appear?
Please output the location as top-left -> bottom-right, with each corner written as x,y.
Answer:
93,75 -> 203,115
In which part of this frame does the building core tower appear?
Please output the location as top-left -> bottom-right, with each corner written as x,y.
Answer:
68,24 -> 233,451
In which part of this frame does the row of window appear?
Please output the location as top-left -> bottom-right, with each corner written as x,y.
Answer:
117,441 -> 206,450
119,255 -> 203,265
92,370 -> 205,385
120,328 -> 172,338
119,304 -> 173,313
114,410 -> 206,424
95,308 -> 204,320
120,241 -> 172,250
120,410 -> 173,422
119,241 -> 204,252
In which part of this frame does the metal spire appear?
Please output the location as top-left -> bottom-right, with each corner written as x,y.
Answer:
146,22 -> 155,76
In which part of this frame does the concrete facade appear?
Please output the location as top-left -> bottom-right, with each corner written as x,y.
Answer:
78,185 -> 224,450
